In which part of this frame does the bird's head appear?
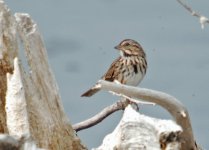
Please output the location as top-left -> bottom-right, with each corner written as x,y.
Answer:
114,39 -> 145,57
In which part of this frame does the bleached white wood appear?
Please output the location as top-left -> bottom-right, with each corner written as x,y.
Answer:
95,105 -> 182,150
6,57 -> 30,136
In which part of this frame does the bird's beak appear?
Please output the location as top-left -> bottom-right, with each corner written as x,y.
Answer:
114,45 -> 120,50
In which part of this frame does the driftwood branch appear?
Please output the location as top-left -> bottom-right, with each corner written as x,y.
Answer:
177,0 -> 209,29
73,99 -> 129,132
98,80 -> 198,150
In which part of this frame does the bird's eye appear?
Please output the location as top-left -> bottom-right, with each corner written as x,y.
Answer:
124,43 -> 130,46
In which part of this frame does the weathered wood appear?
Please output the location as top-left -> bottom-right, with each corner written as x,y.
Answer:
95,105 -> 182,150
0,1 -> 86,149
0,0 -> 17,134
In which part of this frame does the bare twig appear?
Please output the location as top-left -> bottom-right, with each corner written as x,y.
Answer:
98,80 -> 197,150
177,0 -> 209,29
73,99 -> 129,132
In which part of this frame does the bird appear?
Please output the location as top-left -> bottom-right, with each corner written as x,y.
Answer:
81,39 -> 147,97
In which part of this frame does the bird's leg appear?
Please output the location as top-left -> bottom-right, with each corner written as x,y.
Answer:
125,98 -> 140,111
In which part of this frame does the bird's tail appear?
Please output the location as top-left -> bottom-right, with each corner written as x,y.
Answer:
81,85 -> 101,97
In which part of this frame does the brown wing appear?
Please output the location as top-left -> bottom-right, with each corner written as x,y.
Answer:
82,57 -> 123,97
102,57 -> 121,82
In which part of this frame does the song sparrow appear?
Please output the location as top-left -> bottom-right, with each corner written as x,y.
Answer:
81,39 -> 147,97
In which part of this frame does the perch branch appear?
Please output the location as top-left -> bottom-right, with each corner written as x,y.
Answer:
98,80 -> 197,150
73,99 -> 129,132
177,0 -> 209,29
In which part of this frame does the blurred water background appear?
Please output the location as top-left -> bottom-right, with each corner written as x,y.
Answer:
5,0 -> 209,149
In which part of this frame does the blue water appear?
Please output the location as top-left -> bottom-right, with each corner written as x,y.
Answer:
5,0 -> 209,149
